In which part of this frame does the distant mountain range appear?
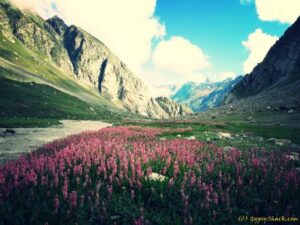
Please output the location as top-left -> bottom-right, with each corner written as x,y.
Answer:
178,16 -> 300,114
0,0 -> 189,119
171,76 -> 242,112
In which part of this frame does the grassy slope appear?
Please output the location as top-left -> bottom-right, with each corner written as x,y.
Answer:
119,110 -> 300,148
0,25 -> 142,127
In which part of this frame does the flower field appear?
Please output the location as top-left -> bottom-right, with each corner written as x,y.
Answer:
0,126 -> 299,225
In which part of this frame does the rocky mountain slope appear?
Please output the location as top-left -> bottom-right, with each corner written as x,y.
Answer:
225,16 -> 300,111
155,97 -> 192,117
0,1 -> 188,119
171,76 -> 242,112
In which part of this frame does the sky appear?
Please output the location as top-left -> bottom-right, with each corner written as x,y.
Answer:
10,0 -> 300,96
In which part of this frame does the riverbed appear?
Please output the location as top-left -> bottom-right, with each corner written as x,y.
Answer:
0,120 -> 111,163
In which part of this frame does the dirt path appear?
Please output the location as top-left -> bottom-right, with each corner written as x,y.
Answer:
0,120 -> 111,163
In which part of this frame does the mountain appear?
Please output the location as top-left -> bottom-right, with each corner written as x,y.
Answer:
155,97 -> 192,118
225,16 -> 300,111
171,76 -> 242,112
0,1 -> 188,119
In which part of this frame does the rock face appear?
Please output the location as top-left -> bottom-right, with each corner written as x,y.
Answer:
0,1 -> 188,118
171,77 -> 242,112
155,97 -> 192,117
225,16 -> 300,108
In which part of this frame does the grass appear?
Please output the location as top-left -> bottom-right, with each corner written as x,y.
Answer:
0,117 -> 61,128
118,119 -> 300,150
0,77 -> 128,126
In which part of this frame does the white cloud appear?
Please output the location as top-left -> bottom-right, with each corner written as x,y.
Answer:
242,29 -> 278,74
216,71 -> 236,81
10,0 -> 165,75
149,84 -> 179,97
152,36 -> 210,81
241,0 -> 300,24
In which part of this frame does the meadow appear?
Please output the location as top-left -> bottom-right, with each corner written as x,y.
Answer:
0,126 -> 299,225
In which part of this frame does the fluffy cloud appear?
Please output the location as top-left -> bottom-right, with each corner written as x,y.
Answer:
241,0 -> 300,24
216,71 -> 236,81
152,36 -> 210,81
10,0 -> 165,74
242,29 -> 278,74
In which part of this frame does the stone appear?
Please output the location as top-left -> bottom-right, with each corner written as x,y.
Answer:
223,146 -> 234,152
247,116 -> 253,121
256,136 -> 264,141
147,172 -> 166,182
186,136 -> 196,140
285,153 -> 299,161
289,144 -> 299,149
267,138 -> 277,144
275,139 -> 292,146
218,132 -> 232,139
3,129 -> 16,135
288,109 -> 294,114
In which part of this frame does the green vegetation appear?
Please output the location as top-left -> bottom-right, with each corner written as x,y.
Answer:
119,119 -> 300,149
0,77 -> 128,127
0,28 -> 142,127
0,117 -> 61,128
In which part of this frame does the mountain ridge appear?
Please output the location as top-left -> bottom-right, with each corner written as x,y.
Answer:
171,76 -> 242,112
0,1 -> 190,119
225,16 -> 300,106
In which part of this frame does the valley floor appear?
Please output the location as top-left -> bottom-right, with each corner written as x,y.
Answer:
0,120 -> 111,163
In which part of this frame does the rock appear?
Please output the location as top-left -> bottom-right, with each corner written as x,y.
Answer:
147,172 -> 166,182
218,132 -> 232,139
267,138 -> 291,146
176,134 -> 182,138
289,143 -> 299,149
285,153 -> 299,161
256,136 -> 264,141
288,109 -> 294,114
276,139 -> 292,146
186,136 -> 196,140
267,106 -> 271,110
223,146 -> 234,152
267,138 -> 277,144
3,129 -> 16,135
247,116 -> 253,121
155,97 -> 191,117
110,215 -> 120,220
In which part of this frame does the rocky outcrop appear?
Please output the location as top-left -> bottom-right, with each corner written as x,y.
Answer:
155,97 -> 192,117
0,1 -> 188,118
226,16 -> 300,104
0,3 -> 73,74
171,77 -> 242,112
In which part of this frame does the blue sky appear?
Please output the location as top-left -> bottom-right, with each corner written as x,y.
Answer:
154,0 -> 289,76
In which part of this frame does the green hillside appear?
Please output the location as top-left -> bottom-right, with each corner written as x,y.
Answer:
0,20 -> 140,127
